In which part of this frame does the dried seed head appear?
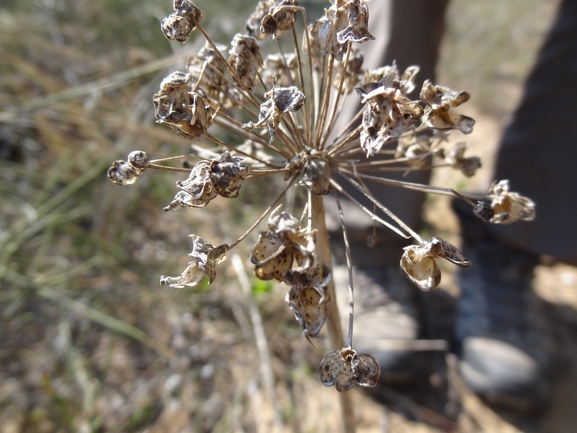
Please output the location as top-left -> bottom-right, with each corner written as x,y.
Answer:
154,72 -> 214,139
420,80 -> 475,134
489,180 -> 536,224
210,151 -> 249,198
160,235 -> 228,287
400,237 -> 470,290
319,347 -> 380,392
283,263 -> 332,339
251,210 -> 316,280
161,0 -> 205,43
400,244 -> 441,291
154,72 -> 191,121
445,142 -> 481,177
268,209 -> 300,235
228,34 -> 263,90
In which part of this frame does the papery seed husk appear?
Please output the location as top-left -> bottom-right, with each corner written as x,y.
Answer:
285,285 -> 328,337
108,160 -> 142,186
210,151 -> 249,198
400,245 -> 441,291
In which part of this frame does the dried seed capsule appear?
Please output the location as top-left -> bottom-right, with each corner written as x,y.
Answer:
400,237 -> 470,290
260,0 -> 299,40
108,160 -> 142,186
285,285 -> 328,339
160,235 -> 227,287
161,0 -> 205,43
488,180 -> 535,224
243,85 -> 305,142
319,347 -> 380,392
228,34 -> 263,90
210,151 -> 249,198
336,0 -> 374,45
108,151 -> 149,185
420,80 -> 475,134
127,150 -> 148,169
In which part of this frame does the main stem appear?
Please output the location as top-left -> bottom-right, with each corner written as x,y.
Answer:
310,194 -> 356,433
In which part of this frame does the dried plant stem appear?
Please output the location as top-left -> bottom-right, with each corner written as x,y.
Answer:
344,175 -> 424,244
290,25 -> 310,143
204,132 -> 277,167
331,190 -> 355,348
314,55 -> 335,148
321,43 -> 352,150
146,163 -> 190,172
345,170 -> 472,198
330,179 -> 410,239
309,194 -> 356,433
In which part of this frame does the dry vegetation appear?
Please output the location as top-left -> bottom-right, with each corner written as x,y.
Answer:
2,0 -> 577,432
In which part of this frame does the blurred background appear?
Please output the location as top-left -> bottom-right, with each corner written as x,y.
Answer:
2,0 -> 576,432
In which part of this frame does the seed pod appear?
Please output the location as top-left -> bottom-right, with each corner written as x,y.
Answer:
108,160 -> 143,186
210,151 -> 249,198
488,180 -> 535,224
243,85 -> 305,142
250,231 -> 293,280
161,0 -> 205,43
285,285 -> 328,340
336,0 -> 374,45
420,80 -> 475,134
228,34 -> 263,90
108,151 -> 149,185
160,235 -> 227,287
319,347 -> 380,392
400,237 -> 470,290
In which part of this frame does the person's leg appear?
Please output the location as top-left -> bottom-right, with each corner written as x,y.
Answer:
455,0 -> 577,409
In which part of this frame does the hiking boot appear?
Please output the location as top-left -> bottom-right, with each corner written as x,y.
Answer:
453,199 -> 553,411
334,264 -> 425,384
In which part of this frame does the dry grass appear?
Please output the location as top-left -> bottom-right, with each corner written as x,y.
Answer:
2,0 -> 576,432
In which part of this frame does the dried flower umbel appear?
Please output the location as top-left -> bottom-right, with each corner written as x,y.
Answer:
108,0 -> 536,398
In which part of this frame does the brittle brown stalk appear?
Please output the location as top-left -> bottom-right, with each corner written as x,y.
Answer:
290,24 -> 311,144
204,132 -> 277,167
314,54 -> 335,149
330,178 -> 410,239
321,43 -> 352,150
